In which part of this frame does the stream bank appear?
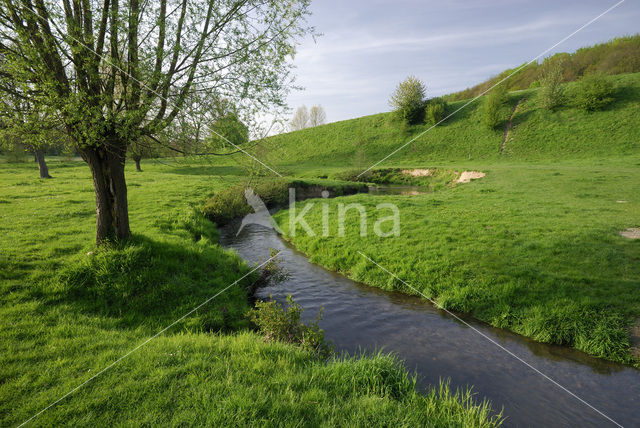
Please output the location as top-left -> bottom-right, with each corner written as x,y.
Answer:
220,219 -> 640,428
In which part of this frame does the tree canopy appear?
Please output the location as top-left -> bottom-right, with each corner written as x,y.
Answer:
389,76 -> 426,125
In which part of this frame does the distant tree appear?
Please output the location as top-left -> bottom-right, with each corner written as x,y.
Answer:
151,96 -> 251,159
0,124 -> 68,178
128,137 -> 160,172
0,123 -> 52,176
0,70 -> 63,178
571,73 -> 615,112
538,61 -> 565,110
164,92 -> 213,156
0,120 -> 53,178
290,106 -> 310,131
483,84 -> 508,129
309,105 -> 326,127
425,98 -> 447,125
389,76 -> 427,125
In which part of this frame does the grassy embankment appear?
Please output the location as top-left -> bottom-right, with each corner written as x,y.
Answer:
0,159 -> 500,426
256,72 -> 639,172
260,72 -> 640,366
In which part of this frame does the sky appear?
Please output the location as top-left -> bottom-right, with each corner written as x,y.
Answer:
285,0 -> 640,124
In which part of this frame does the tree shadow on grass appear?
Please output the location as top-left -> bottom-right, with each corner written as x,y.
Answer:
30,234 -> 258,333
602,83 -> 640,111
165,165 -> 248,177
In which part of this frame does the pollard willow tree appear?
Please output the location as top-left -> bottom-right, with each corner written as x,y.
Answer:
0,0 -> 313,244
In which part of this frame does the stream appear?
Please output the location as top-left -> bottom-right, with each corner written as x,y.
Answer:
219,202 -> 640,427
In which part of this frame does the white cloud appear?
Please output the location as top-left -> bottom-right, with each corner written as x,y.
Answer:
296,15 -> 581,60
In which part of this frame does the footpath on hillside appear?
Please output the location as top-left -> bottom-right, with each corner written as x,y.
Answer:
501,98 -> 524,154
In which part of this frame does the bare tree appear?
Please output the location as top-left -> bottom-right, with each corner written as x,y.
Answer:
289,105 -> 309,131
308,105 -> 326,127
0,0 -> 314,244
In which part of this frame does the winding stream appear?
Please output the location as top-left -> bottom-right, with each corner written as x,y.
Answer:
219,208 -> 640,427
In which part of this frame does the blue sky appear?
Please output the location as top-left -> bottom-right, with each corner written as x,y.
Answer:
286,0 -> 640,124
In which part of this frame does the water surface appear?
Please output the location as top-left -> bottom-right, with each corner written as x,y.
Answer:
220,222 -> 640,428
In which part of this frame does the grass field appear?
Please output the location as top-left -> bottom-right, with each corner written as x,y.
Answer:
273,158 -> 640,365
252,73 -> 640,366
0,159 -> 501,426
2,70 -> 639,425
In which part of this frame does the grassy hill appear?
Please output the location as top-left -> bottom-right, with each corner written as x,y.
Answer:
448,34 -> 640,101
256,72 -> 640,172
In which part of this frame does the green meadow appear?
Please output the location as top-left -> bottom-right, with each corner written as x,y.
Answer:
2,70 -> 639,426
2,3 -> 638,426
274,157 -> 640,365
262,72 -> 640,366
0,159 -> 500,426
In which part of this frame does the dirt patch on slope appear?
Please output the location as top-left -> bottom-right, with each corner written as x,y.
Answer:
619,228 -> 640,239
402,168 -> 432,177
456,171 -> 485,183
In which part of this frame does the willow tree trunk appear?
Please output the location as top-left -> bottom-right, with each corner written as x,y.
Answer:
81,142 -> 131,245
132,155 -> 142,171
34,150 -> 52,178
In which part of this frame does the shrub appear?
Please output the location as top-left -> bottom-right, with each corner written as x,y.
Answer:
247,295 -> 333,358
389,76 -> 426,125
202,184 -> 252,225
571,73 -> 615,111
203,178 -> 369,226
425,97 -> 447,125
252,178 -> 291,206
483,84 -> 508,129
538,62 -> 565,110
202,178 -> 290,226
246,248 -> 290,298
